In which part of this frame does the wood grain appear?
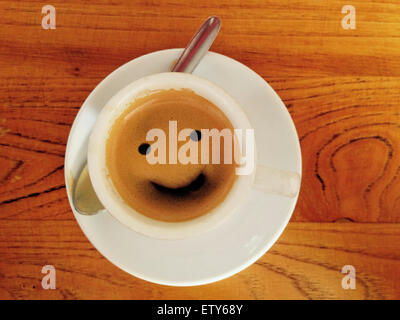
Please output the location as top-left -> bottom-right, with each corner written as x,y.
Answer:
0,0 -> 399,299
0,221 -> 399,300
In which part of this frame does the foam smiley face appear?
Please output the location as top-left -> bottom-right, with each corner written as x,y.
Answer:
106,89 -> 237,222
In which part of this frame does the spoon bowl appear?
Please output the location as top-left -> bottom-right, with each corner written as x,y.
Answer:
72,16 -> 221,215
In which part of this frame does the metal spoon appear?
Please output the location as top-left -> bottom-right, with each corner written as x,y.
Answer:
73,16 -> 221,215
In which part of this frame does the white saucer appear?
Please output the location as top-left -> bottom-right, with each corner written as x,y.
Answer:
64,49 -> 302,286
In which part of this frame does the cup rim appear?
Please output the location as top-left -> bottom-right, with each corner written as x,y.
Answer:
87,72 -> 255,239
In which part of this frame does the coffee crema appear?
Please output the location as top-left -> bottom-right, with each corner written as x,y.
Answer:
106,89 -> 237,222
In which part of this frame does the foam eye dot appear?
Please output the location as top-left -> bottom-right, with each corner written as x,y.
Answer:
138,143 -> 151,155
190,130 -> 202,142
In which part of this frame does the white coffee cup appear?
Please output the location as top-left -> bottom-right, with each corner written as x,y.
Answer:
88,72 -> 300,239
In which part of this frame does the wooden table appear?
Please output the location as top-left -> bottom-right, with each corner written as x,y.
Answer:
0,0 -> 399,300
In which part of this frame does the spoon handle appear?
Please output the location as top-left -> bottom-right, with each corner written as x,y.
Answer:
171,16 -> 221,73
73,16 -> 221,215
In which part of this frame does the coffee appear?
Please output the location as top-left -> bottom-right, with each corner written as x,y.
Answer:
106,89 -> 237,222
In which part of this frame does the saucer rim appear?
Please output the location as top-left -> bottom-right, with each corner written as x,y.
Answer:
64,48 -> 302,286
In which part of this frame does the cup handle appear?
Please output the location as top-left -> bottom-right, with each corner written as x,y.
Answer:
253,165 -> 301,198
